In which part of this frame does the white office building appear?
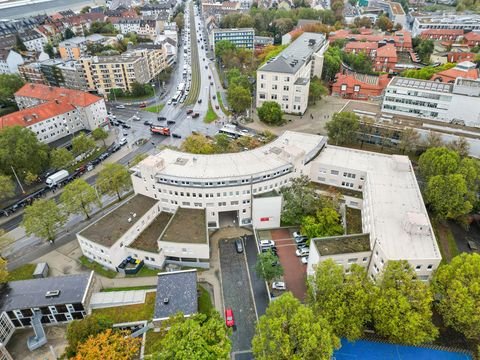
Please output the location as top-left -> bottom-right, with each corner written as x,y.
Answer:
412,14 -> 480,37
382,77 -> 480,127
256,32 -> 328,115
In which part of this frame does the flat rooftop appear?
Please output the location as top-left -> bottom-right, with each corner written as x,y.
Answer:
79,194 -> 158,248
313,234 -> 371,256
154,270 -> 198,320
314,146 -> 441,261
128,212 -> 173,252
390,77 -> 453,93
137,131 -> 326,179
161,208 -> 207,244
0,272 -> 93,312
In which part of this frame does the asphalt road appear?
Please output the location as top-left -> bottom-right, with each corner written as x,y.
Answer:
244,235 -> 269,317
219,238 -> 257,353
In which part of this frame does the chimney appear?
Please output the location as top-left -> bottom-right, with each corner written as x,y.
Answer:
55,99 -> 59,104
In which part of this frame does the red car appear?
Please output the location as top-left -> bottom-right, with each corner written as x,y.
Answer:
225,308 -> 235,327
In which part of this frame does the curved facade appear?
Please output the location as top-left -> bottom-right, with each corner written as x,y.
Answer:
131,131 -> 326,227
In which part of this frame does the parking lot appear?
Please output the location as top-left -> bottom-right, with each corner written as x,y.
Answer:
219,238 -> 257,353
257,228 -> 307,301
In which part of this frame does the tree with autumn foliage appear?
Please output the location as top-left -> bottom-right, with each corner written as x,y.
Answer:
72,328 -> 141,360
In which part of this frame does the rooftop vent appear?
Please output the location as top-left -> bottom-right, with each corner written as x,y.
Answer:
163,297 -> 169,304
175,157 -> 188,165
45,290 -> 60,298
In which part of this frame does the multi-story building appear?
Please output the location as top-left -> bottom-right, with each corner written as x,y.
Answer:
464,31 -> 480,47
18,62 -> 46,84
412,14 -> 480,37
211,28 -> 255,52
128,44 -> 168,80
80,54 -> 149,96
139,2 -> 173,16
430,61 -> 479,83
254,36 -> 274,50
113,19 -> 160,39
332,71 -> 390,100
0,49 -> 24,74
77,130 -> 442,281
256,32 -> 328,114
369,0 -> 407,29
328,29 -> 413,51
419,29 -> 464,42
58,35 -> 105,60
381,77 -> 480,127
40,59 -> 65,87
18,29 -> 47,53
38,59 -> 88,90
0,83 -> 108,144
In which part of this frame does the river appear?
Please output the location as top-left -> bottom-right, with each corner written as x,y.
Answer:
0,0 -> 105,19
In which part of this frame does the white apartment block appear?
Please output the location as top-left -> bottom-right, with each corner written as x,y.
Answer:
20,29 -> 47,53
114,19 -> 160,39
412,14 -> 480,37
0,83 -> 108,144
0,49 -> 24,74
256,32 -> 328,115
80,55 -> 150,95
382,77 -> 480,127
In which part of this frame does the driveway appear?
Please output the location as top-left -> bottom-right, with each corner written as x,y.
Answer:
270,228 -> 307,301
219,238 -> 256,353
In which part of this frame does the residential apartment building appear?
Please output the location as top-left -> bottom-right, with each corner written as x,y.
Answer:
38,59 -> 88,90
0,49 -> 24,74
412,14 -> 480,37
256,32 -> 328,114
419,29 -> 464,42
381,77 -> 480,127
18,62 -> 46,84
18,29 -> 47,53
80,55 -> 149,96
128,44 -> 168,80
58,35 -> 105,60
328,29 -> 413,51
0,83 -> 108,144
369,0 -> 407,29
211,28 -> 255,52
113,19 -> 160,39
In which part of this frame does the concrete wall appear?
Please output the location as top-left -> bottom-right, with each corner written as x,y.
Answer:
252,195 -> 282,229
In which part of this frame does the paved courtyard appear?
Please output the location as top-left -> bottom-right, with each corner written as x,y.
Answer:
6,326 -> 67,360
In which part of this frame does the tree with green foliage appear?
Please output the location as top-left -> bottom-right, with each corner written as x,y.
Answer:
43,42 -> 55,58
398,128 -> 420,154
322,46 -> 342,81
60,179 -> 99,219
257,101 -> 283,125
413,37 -> 434,64
174,12 -> 185,31
401,63 -> 455,80
375,15 -> 393,31
252,292 -> 340,360
0,257 -> 7,284
418,147 -> 461,180
96,163 -> 132,201
50,148 -> 74,169
0,74 -> 25,107
433,253 -> 480,340
23,199 -> 66,243
326,112 -> 360,145
213,133 -> 231,153
181,134 -> 214,154
64,28 -> 75,39
153,312 -> 231,359
307,260 -> 374,341
280,175 -> 320,225
342,51 -> 374,74
130,81 -> 153,97
92,127 -> 108,146
301,207 -> 344,239
0,174 -> 15,201
426,174 -> 472,220
80,5 -> 91,13
72,133 -> 96,156
0,126 -> 49,179
227,85 -> 251,114
308,77 -> 328,105
89,21 -> 116,34
215,40 -> 236,59
65,314 -> 113,358
255,250 -> 283,283
372,261 -> 438,345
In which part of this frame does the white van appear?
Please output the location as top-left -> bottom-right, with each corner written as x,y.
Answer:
119,137 -> 127,146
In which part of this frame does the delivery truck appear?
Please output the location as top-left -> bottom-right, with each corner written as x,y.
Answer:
150,126 -> 171,136
45,170 -> 69,188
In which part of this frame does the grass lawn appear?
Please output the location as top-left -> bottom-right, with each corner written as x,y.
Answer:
185,2 -> 200,106
198,285 -> 213,315
101,285 -> 157,292
144,330 -> 165,355
204,100 -> 219,123
145,104 -> 164,113
7,263 -> 36,281
432,220 -> 459,263
346,207 -> 363,234
126,266 -> 162,278
93,292 -> 156,323
79,256 -> 117,278
216,91 -> 230,115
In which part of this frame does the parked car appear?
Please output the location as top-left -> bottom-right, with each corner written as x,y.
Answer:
297,242 -> 308,249
225,308 -> 235,327
260,240 -> 275,249
158,116 -> 166,121
295,236 -> 308,244
119,137 -> 127,146
210,82 -> 214,86
235,238 -> 244,253
272,281 -> 286,291
132,115 -> 140,121
115,105 -> 125,109
215,105 -> 220,110
293,231 -> 303,239
167,99 -> 172,105
167,120 -> 176,125
172,133 -> 182,139
186,109 -> 193,115
121,123 -> 131,129
198,99 -> 202,104
301,256 -> 309,264
111,143 -> 121,152
144,120 -> 153,126
139,102 -> 147,108
296,248 -> 309,257
192,112 -> 200,118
